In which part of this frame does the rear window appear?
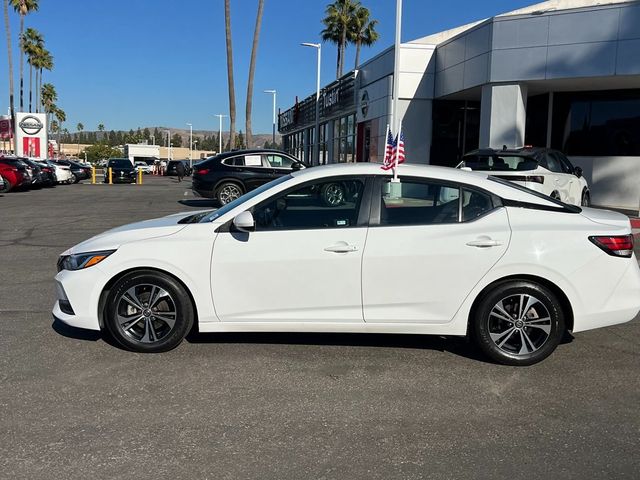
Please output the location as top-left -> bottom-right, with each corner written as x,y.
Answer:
462,154 -> 538,172
109,159 -> 132,168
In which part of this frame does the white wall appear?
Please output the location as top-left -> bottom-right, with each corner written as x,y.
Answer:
570,156 -> 640,211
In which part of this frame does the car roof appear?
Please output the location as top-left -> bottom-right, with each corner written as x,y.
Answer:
212,149 -> 296,161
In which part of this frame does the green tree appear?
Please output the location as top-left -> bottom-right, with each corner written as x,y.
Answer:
143,127 -> 150,141
235,130 -> 245,150
224,0 -> 236,150
3,0 -> 15,119
321,0 -> 359,78
33,47 -> 52,113
245,0 -> 264,149
97,123 -> 105,142
76,122 -> 83,154
171,133 -> 182,147
350,5 -> 378,69
40,82 -> 56,128
81,143 -> 122,163
11,0 -> 39,111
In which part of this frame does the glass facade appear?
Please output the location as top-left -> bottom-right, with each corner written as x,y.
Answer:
430,100 -> 480,167
551,89 -> 640,156
333,113 -> 356,163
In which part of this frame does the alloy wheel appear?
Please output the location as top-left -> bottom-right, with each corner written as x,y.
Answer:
487,294 -> 552,356
323,183 -> 344,207
219,184 -> 242,204
115,283 -> 178,344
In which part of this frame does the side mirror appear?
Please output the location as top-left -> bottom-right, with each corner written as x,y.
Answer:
574,166 -> 583,178
291,161 -> 305,171
232,211 -> 255,232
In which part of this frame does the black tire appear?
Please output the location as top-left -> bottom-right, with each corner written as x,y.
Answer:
216,181 -> 244,205
104,270 -> 194,353
550,191 -> 561,201
0,176 -> 12,193
320,182 -> 345,207
471,280 -> 565,366
73,173 -> 80,184
581,190 -> 590,207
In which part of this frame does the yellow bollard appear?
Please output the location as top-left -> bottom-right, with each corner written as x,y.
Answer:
137,168 -> 142,185
91,166 -> 96,184
108,167 -> 113,185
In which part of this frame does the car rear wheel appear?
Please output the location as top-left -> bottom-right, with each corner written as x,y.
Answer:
550,191 -> 561,201
472,281 -> 565,366
104,270 -> 194,353
581,190 -> 590,207
216,182 -> 243,205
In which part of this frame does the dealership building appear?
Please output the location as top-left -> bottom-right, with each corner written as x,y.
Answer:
278,0 -> 640,211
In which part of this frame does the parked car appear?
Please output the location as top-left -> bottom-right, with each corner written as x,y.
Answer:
164,159 -> 192,177
458,147 -> 590,206
52,159 -> 91,183
104,158 -> 136,184
53,163 -> 640,365
135,161 -> 152,174
45,160 -> 74,184
192,149 -> 305,204
34,161 -> 58,187
21,158 -> 49,188
0,156 -> 31,191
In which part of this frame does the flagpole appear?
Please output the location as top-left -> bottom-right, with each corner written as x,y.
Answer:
392,0 -> 402,136
392,123 -> 401,182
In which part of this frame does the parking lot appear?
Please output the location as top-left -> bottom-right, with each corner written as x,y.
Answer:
1,176 -> 639,479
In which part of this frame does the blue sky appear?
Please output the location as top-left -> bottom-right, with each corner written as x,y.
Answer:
0,0 -> 533,133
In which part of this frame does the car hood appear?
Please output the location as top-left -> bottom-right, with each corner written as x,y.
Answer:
61,210 -> 208,255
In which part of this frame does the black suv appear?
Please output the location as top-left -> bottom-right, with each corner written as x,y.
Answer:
192,149 -> 305,204
104,158 -> 136,184
166,159 -> 193,177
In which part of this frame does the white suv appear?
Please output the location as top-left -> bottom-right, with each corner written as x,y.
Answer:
458,147 -> 590,206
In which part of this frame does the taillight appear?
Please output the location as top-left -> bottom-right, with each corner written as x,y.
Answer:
196,168 -> 209,175
589,235 -> 634,258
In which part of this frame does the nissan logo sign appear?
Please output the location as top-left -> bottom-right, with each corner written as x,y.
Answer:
19,116 -> 44,135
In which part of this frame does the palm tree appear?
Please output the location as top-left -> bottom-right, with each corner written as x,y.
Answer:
3,0 -> 15,119
98,123 -> 105,143
40,82 -> 56,128
22,27 -> 42,112
76,122 -> 83,154
34,48 -> 52,113
11,0 -> 39,112
224,0 -> 236,150
350,5 -> 378,69
245,0 -> 264,149
321,0 -> 359,78
54,107 -> 65,148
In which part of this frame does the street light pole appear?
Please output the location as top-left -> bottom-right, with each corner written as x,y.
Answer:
301,42 -> 321,165
215,114 -> 228,154
186,123 -> 193,168
165,130 -> 171,161
264,90 -> 277,145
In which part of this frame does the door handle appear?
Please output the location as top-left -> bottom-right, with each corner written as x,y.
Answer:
466,238 -> 502,248
324,242 -> 358,253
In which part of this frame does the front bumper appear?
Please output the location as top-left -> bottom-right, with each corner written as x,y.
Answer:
52,266 -> 108,331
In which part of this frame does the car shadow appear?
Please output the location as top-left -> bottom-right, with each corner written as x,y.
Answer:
178,199 -> 219,208
186,330 -> 491,363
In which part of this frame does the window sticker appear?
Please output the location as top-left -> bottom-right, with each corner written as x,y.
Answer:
245,155 -> 262,166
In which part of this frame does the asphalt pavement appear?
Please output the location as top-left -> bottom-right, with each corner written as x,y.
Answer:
1,176 -> 639,479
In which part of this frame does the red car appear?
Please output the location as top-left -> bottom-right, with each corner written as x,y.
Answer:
0,157 -> 29,192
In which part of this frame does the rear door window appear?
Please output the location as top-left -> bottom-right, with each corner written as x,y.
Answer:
463,155 -> 538,171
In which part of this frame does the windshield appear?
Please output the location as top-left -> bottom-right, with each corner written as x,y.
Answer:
199,175 -> 292,223
462,154 -> 538,172
109,159 -> 133,168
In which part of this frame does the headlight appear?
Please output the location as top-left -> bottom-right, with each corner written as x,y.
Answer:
57,250 -> 115,272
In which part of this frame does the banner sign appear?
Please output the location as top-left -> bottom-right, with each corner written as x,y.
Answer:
15,112 -> 47,159
0,116 -> 12,140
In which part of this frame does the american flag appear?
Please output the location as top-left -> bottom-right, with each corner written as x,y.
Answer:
392,128 -> 405,166
381,125 -> 395,170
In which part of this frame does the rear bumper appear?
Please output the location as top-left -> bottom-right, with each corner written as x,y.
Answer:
573,258 -> 640,333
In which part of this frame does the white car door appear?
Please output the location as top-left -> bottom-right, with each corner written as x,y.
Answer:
362,177 -> 511,324
211,176 -> 370,323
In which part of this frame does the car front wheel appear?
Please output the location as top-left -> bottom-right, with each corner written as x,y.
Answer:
581,190 -> 590,207
472,281 -> 565,366
0,176 -> 11,193
104,270 -> 195,353
321,182 -> 345,207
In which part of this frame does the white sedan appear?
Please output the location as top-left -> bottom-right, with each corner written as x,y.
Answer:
459,147 -> 590,207
45,160 -> 74,184
53,164 -> 640,365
